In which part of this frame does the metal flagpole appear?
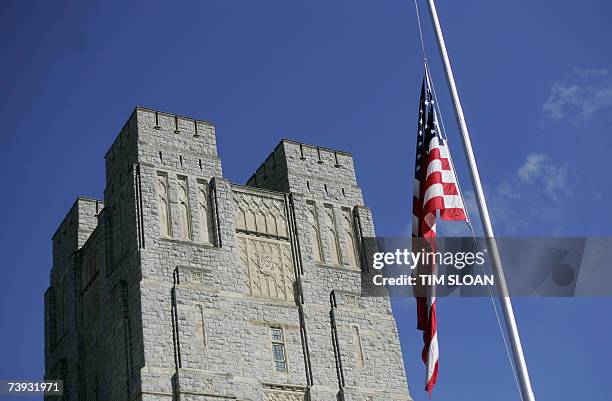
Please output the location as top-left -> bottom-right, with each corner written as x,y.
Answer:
424,1 -> 536,401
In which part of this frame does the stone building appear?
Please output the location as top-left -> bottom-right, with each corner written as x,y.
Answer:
44,107 -> 411,401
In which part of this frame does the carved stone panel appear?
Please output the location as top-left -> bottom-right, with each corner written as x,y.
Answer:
233,189 -> 288,237
238,235 -> 295,302
264,390 -> 305,401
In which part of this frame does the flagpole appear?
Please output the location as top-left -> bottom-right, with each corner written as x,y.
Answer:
424,1 -> 536,401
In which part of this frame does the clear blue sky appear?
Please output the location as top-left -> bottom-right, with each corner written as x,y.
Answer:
1,1 -> 611,400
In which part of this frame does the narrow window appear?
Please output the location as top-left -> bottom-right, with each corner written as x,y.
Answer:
178,176 -> 192,240
174,115 -> 180,133
352,326 -> 365,367
198,180 -> 212,244
307,202 -> 323,263
342,208 -> 359,268
271,327 -> 287,372
194,121 -> 200,138
196,304 -> 207,350
157,172 -> 171,237
324,205 -> 340,265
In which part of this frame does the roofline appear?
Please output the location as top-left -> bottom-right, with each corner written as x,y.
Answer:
105,107 -> 216,160
51,196 -> 103,240
246,138 -> 354,184
135,106 -> 215,126
276,138 -> 352,157
231,183 -> 287,199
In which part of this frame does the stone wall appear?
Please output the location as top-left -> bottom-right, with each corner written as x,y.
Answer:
44,107 -> 411,401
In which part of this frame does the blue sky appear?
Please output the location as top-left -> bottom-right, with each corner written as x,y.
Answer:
1,1 -> 611,400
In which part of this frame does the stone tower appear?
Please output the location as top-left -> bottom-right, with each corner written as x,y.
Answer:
44,107 -> 411,401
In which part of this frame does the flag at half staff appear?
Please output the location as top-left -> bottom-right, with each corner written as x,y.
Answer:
412,66 -> 468,395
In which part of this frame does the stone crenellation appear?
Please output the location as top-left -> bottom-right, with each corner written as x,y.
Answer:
44,107 -> 411,401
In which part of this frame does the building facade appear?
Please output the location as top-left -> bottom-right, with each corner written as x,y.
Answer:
44,107 -> 411,401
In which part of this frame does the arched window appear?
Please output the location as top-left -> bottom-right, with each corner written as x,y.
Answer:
198,180 -> 212,244
343,208 -> 359,268
157,173 -> 171,237
324,205 -> 340,265
178,176 -> 192,240
307,202 -> 322,263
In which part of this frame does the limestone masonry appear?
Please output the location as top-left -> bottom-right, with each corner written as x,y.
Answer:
44,107 -> 411,401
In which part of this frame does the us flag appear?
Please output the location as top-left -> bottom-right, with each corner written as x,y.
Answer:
412,68 -> 468,395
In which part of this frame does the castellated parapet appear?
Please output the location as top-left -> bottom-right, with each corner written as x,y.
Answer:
44,107 -> 411,401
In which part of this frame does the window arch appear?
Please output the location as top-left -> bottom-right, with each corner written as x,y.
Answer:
307,202 -> 323,263
157,173 -> 171,237
342,208 -> 359,268
178,176 -> 192,240
324,205 -> 340,265
198,180 -> 212,244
